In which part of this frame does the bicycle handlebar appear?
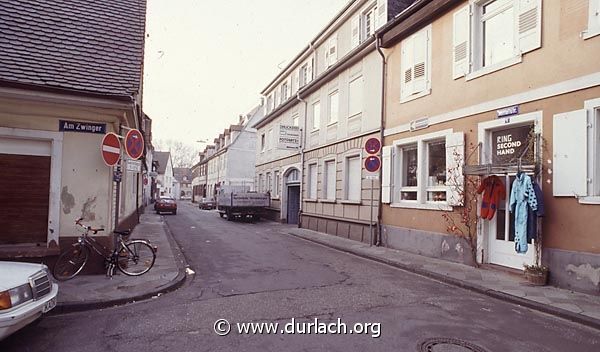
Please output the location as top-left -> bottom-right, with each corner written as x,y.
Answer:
75,218 -> 104,234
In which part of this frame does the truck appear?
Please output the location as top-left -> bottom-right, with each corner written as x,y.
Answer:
216,186 -> 270,221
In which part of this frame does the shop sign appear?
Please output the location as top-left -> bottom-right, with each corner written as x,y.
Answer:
60,120 -> 106,134
496,105 -> 519,118
277,124 -> 301,150
491,125 -> 534,164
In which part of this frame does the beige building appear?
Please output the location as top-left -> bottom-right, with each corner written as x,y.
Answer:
255,0 -> 416,239
0,1 -> 146,262
378,0 -> 600,293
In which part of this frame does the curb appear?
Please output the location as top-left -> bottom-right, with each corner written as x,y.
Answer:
286,231 -> 600,331
52,216 -> 189,315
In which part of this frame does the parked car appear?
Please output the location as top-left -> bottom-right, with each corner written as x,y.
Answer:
154,197 -> 177,214
0,261 -> 58,341
198,197 -> 216,210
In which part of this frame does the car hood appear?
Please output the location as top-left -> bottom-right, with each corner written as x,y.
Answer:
0,261 -> 46,290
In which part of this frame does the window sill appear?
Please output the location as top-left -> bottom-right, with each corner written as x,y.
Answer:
400,88 -> 431,104
390,202 -> 452,211
578,196 -> 600,205
582,27 -> 600,40
327,121 -> 338,127
305,198 -> 318,203
465,55 -> 522,82
271,196 -> 280,200
341,200 -> 361,205
311,129 -> 320,134
319,199 -> 336,203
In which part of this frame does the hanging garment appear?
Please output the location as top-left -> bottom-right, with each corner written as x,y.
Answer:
509,173 -> 538,253
477,175 -> 506,220
526,181 -> 545,242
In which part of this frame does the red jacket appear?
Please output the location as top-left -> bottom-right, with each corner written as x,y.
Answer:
477,176 -> 506,220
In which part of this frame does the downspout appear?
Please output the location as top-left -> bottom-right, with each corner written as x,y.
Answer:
296,91 -> 308,228
375,34 -> 386,246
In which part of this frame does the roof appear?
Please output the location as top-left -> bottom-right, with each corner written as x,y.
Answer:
0,0 -> 147,98
154,151 -> 171,174
173,168 -> 192,183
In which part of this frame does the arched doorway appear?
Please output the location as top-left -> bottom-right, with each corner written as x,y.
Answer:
284,168 -> 300,224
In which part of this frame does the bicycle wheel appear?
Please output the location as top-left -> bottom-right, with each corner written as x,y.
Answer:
116,240 -> 156,276
53,243 -> 89,281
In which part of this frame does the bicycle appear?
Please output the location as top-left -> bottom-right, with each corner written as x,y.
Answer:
53,218 -> 156,281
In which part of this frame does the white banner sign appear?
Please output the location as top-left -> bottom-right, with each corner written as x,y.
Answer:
125,159 -> 142,172
277,124 -> 301,150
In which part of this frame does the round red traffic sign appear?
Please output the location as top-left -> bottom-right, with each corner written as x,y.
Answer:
101,132 -> 121,166
365,138 -> 381,155
125,129 -> 144,160
364,155 -> 381,173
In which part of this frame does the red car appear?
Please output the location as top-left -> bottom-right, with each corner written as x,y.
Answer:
154,197 -> 177,215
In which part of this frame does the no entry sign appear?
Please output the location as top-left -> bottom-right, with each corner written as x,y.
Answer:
125,129 -> 144,160
101,132 -> 121,166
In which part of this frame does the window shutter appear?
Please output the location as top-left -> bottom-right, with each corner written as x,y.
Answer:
517,0 -> 542,54
307,58 -> 313,83
382,146 -> 393,204
400,36 -> 414,98
445,132 -> 465,206
590,0 -> 600,29
553,110 -> 588,197
412,28 -> 429,94
327,35 -> 338,67
452,5 -> 470,79
293,70 -> 299,92
286,78 -> 292,99
376,0 -> 387,29
351,15 -> 360,48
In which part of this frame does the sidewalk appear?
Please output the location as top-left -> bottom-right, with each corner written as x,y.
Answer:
53,208 -> 188,313
286,227 -> 600,330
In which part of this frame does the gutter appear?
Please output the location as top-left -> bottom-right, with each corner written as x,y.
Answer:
296,91 -> 308,227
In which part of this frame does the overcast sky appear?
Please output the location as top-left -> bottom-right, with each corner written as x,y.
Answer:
143,0 -> 349,151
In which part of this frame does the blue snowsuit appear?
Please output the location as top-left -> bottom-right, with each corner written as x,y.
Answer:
509,173 -> 538,253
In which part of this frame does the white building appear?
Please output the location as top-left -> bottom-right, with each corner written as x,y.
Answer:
154,151 -> 174,198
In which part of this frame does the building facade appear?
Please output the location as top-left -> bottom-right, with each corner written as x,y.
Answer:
154,151 -> 174,198
255,0 -> 415,240
173,167 -> 193,199
378,0 -> 600,294
0,0 -> 147,261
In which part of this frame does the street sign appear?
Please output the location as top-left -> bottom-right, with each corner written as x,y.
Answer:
364,155 -> 381,173
59,120 -> 106,134
277,124 -> 301,150
125,129 -> 144,160
101,132 -> 121,166
365,175 -> 379,180
125,159 -> 142,172
364,137 -> 381,155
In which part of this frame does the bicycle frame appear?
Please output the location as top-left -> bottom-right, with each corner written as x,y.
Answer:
74,224 -> 130,277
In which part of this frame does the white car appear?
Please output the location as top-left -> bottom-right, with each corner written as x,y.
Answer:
0,261 -> 58,341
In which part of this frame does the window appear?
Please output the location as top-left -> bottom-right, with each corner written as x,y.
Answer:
267,95 -> 273,112
274,170 -> 280,197
452,0 -> 541,80
281,81 -> 289,102
326,35 -> 338,67
274,89 -> 280,107
323,160 -> 336,200
299,59 -> 313,87
352,2 -> 385,48
328,91 -> 339,124
258,174 -> 263,192
292,114 -> 299,127
364,5 -> 376,39
260,133 -> 265,152
307,163 -> 318,199
401,26 -> 431,102
312,101 -> 321,130
345,156 -> 361,201
348,76 -> 363,117
585,0 -> 600,39
268,129 -> 273,150
266,172 -> 272,193
385,130 -> 464,209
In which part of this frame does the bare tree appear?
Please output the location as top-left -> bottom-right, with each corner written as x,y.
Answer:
154,139 -> 199,168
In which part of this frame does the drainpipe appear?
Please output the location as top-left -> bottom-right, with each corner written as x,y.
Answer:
375,34 -> 386,246
296,91 -> 308,228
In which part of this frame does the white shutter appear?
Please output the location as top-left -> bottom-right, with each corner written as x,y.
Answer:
400,36 -> 414,98
382,146 -> 392,204
412,28 -> 429,94
351,15 -> 360,48
286,78 -> 292,99
452,5 -> 470,79
293,70 -> 299,92
307,58 -> 313,83
376,0 -> 387,29
446,132 -> 465,206
517,0 -> 542,54
329,35 -> 338,66
553,110 -> 588,197
590,0 -> 600,30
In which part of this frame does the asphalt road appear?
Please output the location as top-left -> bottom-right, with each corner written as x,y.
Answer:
3,202 -> 599,351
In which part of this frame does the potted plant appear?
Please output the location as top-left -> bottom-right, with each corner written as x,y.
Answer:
523,264 -> 549,286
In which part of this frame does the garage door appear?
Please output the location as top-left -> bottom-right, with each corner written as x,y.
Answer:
0,153 -> 50,245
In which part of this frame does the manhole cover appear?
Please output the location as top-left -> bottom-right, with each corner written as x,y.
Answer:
417,338 -> 488,352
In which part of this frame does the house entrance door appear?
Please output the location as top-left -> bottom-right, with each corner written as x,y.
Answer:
287,186 -> 300,225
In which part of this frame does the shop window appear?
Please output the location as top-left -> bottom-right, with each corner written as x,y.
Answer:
452,0 -> 541,80
307,163 -> 318,199
426,141 -> 447,202
400,145 -> 418,201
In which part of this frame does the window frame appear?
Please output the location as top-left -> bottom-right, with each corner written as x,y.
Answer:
348,75 -> 363,118
322,158 -> 337,201
260,133 -> 266,152
307,162 -> 318,200
328,90 -> 339,125
581,97 -> 600,204
391,129 -> 455,211
273,170 -> 280,198
343,153 -> 362,202
584,0 -> 600,40
312,101 -> 321,131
